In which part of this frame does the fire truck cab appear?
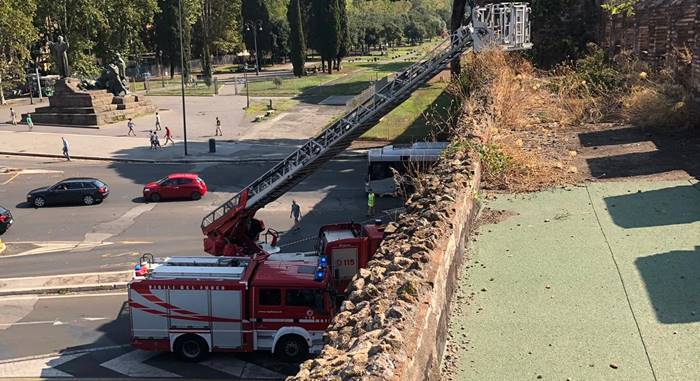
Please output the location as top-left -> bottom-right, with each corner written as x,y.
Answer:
316,221 -> 385,292
129,255 -> 334,362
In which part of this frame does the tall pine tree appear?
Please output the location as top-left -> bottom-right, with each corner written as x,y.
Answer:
334,0 -> 349,71
287,0 -> 306,77
311,0 -> 340,74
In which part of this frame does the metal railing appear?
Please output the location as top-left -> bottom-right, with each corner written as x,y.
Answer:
201,2 -> 532,233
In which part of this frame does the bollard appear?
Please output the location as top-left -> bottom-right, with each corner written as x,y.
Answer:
209,138 -> 216,153
268,99 -> 273,110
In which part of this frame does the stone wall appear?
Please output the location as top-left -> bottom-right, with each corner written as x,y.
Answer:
601,0 -> 700,123
289,148 -> 481,381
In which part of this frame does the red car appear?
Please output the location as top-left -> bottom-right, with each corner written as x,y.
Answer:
143,173 -> 207,202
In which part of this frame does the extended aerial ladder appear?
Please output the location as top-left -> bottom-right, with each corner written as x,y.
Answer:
201,2 -> 532,257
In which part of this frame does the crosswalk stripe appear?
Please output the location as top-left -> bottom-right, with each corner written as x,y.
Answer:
0,353 -> 83,378
241,362 -> 286,379
100,350 -> 181,378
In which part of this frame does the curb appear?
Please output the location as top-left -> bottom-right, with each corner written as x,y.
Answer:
0,282 -> 129,297
0,240 -> 5,255
0,150 -> 366,164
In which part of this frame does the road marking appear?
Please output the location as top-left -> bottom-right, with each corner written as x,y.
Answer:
82,204 -> 156,245
82,317 -> 108,321
0,353 -> 83,378
0,320 -> 59,327
0,291 -> 127,302
1,172 -> 20,185
0,241 -> 114,258
101,350 -> 181,378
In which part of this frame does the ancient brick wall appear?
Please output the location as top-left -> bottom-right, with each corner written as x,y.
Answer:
602,0 -> 700,121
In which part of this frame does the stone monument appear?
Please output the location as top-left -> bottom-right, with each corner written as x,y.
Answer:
26,41 -> 155,127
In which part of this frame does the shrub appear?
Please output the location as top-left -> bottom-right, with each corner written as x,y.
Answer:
272,77 -> 283,88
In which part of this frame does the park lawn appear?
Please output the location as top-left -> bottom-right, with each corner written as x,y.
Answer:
146,83 -> 223,96
246,40 -> 438,98
360,78 -> 453,143
244,99 -> 299,115
246,73 -> 346,97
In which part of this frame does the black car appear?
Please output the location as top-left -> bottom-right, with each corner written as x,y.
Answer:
27,178 -> 110,207
0,206 -> 12,234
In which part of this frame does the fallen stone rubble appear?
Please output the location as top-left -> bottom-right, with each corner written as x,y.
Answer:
288,149 -> 476,381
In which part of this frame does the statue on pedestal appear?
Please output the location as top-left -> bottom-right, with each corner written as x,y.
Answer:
49,36 -> 71,78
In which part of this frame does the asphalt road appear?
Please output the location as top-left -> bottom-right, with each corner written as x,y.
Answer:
0,156 -> 402,278
0,155 -> 402,379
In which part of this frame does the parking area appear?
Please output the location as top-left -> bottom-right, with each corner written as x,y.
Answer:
447,180 -> 700,381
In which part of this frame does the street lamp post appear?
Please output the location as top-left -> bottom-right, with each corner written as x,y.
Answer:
178,0 -> 188,156
237,50 -> 251,109
159,50 -> 165,88
245,20 -> 262,76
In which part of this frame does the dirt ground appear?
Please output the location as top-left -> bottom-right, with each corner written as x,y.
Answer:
508,122 -> 700,186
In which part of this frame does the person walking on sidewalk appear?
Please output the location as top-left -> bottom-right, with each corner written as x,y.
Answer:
127,118 -> 136,136
26,114 -> 33,131
163,126 -> 175,146
155,112 -> 162,131
153,133 -> 162,150
215,117 -> 222,136
290,200 -> 302,224
9,108 -> 17,126
367,189 -> 376,217
61,137 -> 71,161
148,131 -> 156,150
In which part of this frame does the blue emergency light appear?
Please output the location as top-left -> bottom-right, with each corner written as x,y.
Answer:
314,266 -> 325,281
318,255 -> 328,268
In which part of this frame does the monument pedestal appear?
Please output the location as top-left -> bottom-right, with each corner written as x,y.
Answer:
24,78 -> 156,127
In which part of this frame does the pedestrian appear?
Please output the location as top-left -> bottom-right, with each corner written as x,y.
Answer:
215,116 -> 222,136
149,130 -> 156,150
61,137 -> 70,161
290,200 -> 301,224
9,107 -> 17,126
127,118 -> 136,136
155,112 -> 162,131
367,189 -> 376,216
26,114 -> 33,131
164,126 -> 175,146
153,133 -> 162,150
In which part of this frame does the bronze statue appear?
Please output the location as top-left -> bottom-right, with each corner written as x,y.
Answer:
49,36 -> 71,78
114,53 -> 127,83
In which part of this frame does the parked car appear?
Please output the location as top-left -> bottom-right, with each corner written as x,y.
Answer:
0,206 -> 13,234
27,178 -> 109,207
143,173 -> 207,202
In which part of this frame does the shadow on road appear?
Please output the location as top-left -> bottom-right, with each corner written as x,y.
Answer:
635,246 -> 700,324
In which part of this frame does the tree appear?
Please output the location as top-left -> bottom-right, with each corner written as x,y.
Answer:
0,0 -> 37,104
311,0 -> 340,74
335,0 -> 349,71
287,0 -> 306,76
601,0 -> 639,16
155,0 -> 200,80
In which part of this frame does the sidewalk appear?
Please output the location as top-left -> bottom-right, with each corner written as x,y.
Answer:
0,270 -> 132,296
0,130 -> 300,163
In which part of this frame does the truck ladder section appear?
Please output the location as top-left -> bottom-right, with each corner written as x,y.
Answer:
201,2 -> 532,236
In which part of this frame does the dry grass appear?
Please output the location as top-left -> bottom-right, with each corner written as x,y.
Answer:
456,50 -> 578,192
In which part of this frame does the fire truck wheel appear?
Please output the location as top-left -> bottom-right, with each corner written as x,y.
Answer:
149,193 -> 161,202
174,334 -> 209,362
275,335 -> 309,363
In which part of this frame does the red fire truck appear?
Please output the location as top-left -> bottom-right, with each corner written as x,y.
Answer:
129,254 -> 334,362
